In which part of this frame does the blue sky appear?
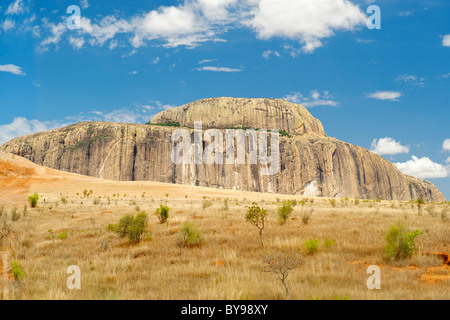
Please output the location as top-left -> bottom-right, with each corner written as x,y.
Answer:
0,0 -> 449,199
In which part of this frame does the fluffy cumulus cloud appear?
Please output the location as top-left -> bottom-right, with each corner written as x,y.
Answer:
367,91 -> 402,101
370,137 -> 410,155
32,0 -> 368,53
0,117 -> 64,145
283,90 -> 339,108
246,0 -> 366,53
0,102 -> 177,145
5,0 -> 27,15
1,19 -> 15,31
395,156 -> 449,179
0,64 -> 26,75
443,139 -> 450,152
443,34 -> 450,47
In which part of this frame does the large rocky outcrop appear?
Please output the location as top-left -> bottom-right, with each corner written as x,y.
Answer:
0,98 -> 445,201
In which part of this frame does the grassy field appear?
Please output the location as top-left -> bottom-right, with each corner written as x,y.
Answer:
1,190 -> 449,300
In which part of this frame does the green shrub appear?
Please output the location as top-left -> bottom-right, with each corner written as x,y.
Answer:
277,201 -> 294,225
11,260 -> 25,281
28,193 -> 39,208
156,204 -> 170,224
304,239 -> 321,255
61,197 -> 68,204
56,231 -> 68,240
324,238 -> 335,249
383,222 -> 423,262
177,221 -> 205,248
116,212 -> 150,243
245,202 -> 268,247
106,223 -> 117,232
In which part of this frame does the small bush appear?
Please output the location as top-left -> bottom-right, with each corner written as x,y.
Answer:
324,238 -> 335,249
155,204 -> 170,224
56,231 -> 68,240
416,198 -> 425,215
278,201 -> 294,225
329,199 -> 337,208
61,197 -> 68,205
302,209 -> 313,225
384,222 -> 423,262
28,193 -> 39,208
11,207 -> 20,222
202,198 -> 213,210
304,239 -> 321,255
116,212 -> 150,243
177,221 -> 205,248
11,260 -> 25,281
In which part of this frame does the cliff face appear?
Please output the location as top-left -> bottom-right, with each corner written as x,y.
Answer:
0,98 -> 445,201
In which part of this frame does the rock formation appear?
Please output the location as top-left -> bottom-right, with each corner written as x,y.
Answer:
0,98 -> 445,201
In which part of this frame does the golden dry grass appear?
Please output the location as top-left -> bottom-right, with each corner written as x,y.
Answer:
0,193 -> 449,300
0,152 -> 449,300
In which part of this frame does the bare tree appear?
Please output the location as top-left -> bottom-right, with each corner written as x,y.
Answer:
262,252 -> 302,300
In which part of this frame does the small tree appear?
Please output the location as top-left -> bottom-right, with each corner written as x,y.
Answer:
416,198 -> 425,216
262,252 -> 302,300
384,222 -> 423,262
245,202 -> 268,247
28,193 -> 39,208
277,201 -> 294,225
155,204 -> 170,224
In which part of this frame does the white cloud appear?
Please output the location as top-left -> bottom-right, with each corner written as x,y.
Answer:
68,36 -> 85,50
198,59 -> 217,64
246,0 -> 366,53
33,0 -> 369,53
446,157 -> 450,164
80,0 -> 90,10
262,49 -> 281,59
1,19 -> 15,31
367,91 -> 402,101
152,57 -> 160,64
283,90 -> 339,108
197,66 -> 242,72
443,139 -> 450,152
395,74 -> 425,86
0,64 -> 26,75
395,156 -> 449,179
443,34 -> 450,47
128,70 -> 138,75
39,19 -> 66,50
370,137 -> 410,155
5,0 -> 26,15
0,117 -> 65,145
